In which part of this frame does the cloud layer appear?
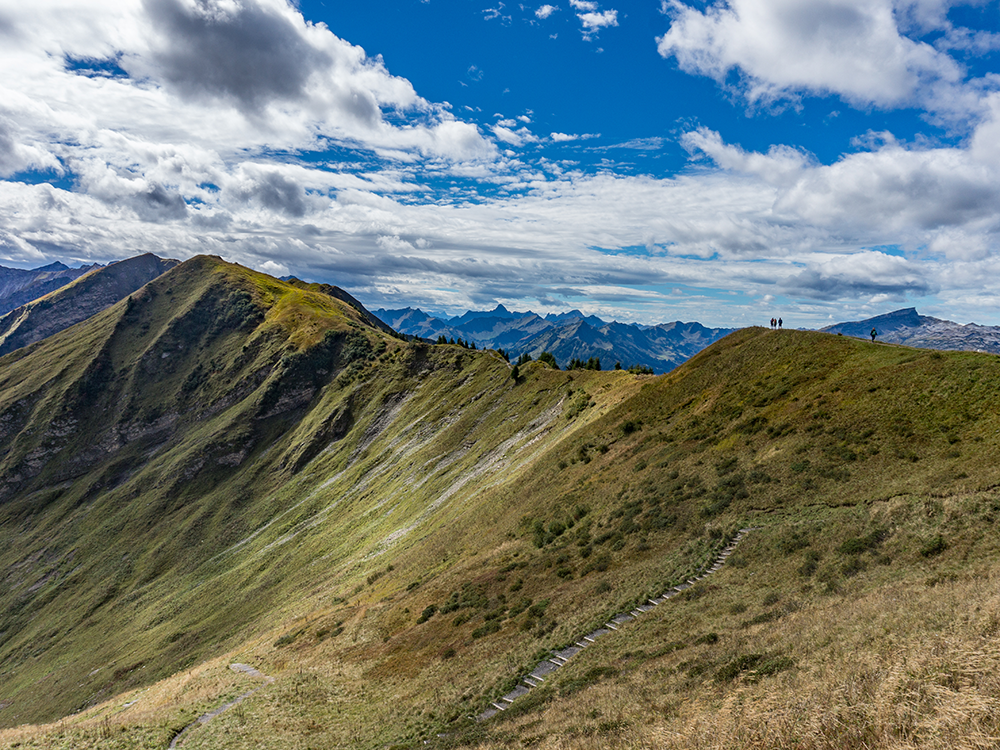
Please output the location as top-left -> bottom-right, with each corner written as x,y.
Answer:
1,0 -> 1000,328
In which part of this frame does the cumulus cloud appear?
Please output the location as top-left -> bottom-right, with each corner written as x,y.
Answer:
780,251 -> 935,300
569,0 -> 617,39
0,114 -> 62,178
491,124 -> 540,147
228,166 -> 312,218
536,4 -> 558,19
682,120 -> 1000,257
657,0 -> 971,114
138,0 -> 334,117
578,9 -> 618,34
2,0 -> 496,165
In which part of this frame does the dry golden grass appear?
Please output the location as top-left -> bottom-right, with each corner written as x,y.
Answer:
470,565 -> 1000,750
0,648 -> 269,749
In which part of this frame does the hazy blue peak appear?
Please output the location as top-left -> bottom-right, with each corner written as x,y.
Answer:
545,310 -> 607,327
448,304 -> 517,324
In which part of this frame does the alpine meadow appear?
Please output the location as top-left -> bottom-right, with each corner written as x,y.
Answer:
1,256 -> 1000,749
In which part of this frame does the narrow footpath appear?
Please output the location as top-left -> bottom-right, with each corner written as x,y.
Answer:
168,663 -> 274,748
477,527 -> 756,720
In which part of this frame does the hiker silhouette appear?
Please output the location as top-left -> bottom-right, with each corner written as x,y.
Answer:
871,327 -> 877,342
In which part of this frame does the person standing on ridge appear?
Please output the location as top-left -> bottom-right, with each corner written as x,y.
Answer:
871,327 -> 877,342
778,318 -> 783,329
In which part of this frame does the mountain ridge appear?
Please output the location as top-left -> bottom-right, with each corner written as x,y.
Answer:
0,260 -> 103,315
0,253 -> 180,357
4,268 -> 1000,748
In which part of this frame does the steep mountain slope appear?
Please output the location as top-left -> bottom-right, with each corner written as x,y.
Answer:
824,307 -> 1000,354
0,256 -> 639,729
0,253 -> 178,356
0,261 -> 102,315
4,284 -> 1000,749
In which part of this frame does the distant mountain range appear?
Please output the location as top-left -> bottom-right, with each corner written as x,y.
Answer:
0,260 -> 102,315
373,304 -> 735,374
4,251 -> 999,376
822,308 -> 1000,355
0,253 -> 179,357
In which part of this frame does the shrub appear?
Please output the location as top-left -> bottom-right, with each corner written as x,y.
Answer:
537,351 -> 558,368
921,535 -> 947,557
472,620 -> 502,639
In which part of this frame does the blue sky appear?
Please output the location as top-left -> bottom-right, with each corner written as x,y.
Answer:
2,0 -> 1000,327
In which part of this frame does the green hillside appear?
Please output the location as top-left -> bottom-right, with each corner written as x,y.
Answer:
2,260 -> 1000,749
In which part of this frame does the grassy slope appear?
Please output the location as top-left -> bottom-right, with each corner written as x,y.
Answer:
0,256 -> 645,735
3,298 -> 1000,748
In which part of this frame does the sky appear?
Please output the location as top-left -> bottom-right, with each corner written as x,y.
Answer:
2,1 -> 1000,327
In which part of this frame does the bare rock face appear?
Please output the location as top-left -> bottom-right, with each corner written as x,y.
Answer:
0,254 -> 179,357
822,308 -> 1000,354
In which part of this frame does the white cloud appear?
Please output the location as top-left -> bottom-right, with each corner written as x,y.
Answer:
535,4 -> 558,19
567,0 -> 617,38
260,259 -> 290,277
597,137 -> 664,150
551,132 -> 580,141
491,125 -> 540,147
579,9 -> 618,34
657,0 -> 972,116
0,0 -> 497,167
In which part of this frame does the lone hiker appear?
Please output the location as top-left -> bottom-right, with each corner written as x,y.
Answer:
871,327 -> 877,342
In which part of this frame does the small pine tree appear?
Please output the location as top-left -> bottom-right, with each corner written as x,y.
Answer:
511,364 -> 520,381
538,352 -> 559,369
